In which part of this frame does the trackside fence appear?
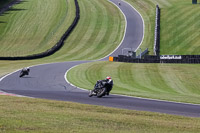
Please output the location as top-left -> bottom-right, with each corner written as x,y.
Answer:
0,0 -> 80,60
113,55 -> 200,64
154,5 -> 160,56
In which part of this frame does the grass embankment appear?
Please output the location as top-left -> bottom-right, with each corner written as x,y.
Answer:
160,0 -> 200,54
67,61 -> 200,104
126,0 -> 200,55
0,0 -> 124,74
45,0 -> 125,61
0,0 -> 124,60
1,96 -> 200,133
0,0 -> 75,57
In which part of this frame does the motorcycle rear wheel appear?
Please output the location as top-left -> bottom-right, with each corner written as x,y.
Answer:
97,88 -> 107,98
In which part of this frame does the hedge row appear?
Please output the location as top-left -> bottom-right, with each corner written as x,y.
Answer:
0,0 -> 80,60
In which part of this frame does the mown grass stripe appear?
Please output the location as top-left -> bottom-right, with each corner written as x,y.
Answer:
63,0 -> 98,60
160,0 -> 200,54
67,61 -> 200,104
0,0 -> 74,56
43,0 -> 124,61
78,1 -> 119,60
150,0 -> 172,8
70,0 -> 108,60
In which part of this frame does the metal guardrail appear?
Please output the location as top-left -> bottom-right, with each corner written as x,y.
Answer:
154,5 -> 160,56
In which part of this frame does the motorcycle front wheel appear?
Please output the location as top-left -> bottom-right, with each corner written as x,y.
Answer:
97,88 -> 107,98
19,72 -> 25,78
88,90 -> 94,97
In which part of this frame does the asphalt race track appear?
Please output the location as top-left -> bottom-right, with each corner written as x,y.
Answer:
1,0 -> 200,117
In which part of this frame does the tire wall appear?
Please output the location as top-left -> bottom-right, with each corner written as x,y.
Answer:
0,0 -> 80,60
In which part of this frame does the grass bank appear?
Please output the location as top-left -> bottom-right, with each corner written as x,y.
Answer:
0,0 -> 124,60
1,96 -> 200,132
159,0 -> 200,54
126,0 -> 200,55
45,0 -> 125,61
67,61 -> 200,104
0,0 -> 124,75
0,0 -> 75,57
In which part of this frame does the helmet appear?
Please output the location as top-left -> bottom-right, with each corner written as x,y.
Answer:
106,76 -> 111,80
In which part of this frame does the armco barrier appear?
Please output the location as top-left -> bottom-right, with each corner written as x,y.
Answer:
0,0 -> 80,60
154,5 -> 160,56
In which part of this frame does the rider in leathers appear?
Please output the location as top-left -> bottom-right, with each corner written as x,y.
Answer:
101,76 -> 113,95
21,67 -> 30,75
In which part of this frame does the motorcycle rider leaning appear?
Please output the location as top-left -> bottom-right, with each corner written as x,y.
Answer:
90,76 -> 113,97
102,76 -> 113,95
21,67 -> 30,75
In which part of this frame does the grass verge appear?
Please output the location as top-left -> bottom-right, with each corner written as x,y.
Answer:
0,0 -> 75,56
0,0 -> 124,60
126,0 -> 200,55
159,0 -> 200,54
1,96 -> 200,132
67,61 -> 200,104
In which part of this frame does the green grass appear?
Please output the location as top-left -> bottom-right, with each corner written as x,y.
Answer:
160,0 -> 200,54
126,0 -> 200,55
0,0 -> 124,60
0,0 -> 75,57
1,96 -> 200,133
67,61 -> 200,104
0,0 -> 124,75
44,0 -> 125,61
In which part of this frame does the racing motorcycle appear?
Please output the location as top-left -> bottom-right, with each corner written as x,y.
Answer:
19,68 -> 30,78
89,80 -> 108,98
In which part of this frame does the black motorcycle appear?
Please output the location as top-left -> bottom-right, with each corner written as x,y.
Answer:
89,80 -> 109,98
19,68 -> 30,78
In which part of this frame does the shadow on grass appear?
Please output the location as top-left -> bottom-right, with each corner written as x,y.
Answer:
16,0 -> 28,4
0,0 -> 28,16
0,8 -> 27,17
0,12 -> 9,16
0,21 -> 6,23
8,8 -> 27,12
